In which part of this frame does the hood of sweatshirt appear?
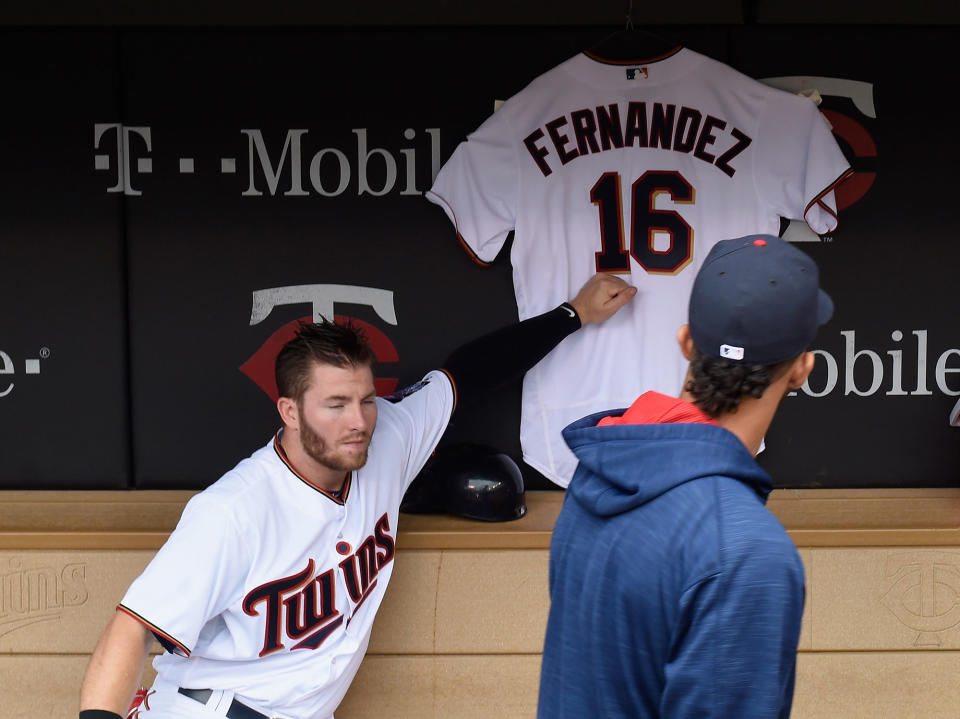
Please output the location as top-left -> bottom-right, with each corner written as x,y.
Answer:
562,392 -> 772,517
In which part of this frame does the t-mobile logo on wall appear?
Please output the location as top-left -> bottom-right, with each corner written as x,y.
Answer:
239,284 -> 401,402
93,124 -> 441,197
0,347 -> 51,399
793,330 -> 960,399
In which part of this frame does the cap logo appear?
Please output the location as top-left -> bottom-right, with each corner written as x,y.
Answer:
720,344 -> 745,361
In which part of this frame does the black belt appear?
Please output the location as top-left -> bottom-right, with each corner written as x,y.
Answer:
177,688 -> 270,719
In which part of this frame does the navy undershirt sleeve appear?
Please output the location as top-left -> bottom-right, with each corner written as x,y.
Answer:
441,303 -> 581,408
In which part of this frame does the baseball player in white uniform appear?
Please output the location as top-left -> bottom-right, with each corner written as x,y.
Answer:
78,272 -> 636,719
427,46 -> 853,487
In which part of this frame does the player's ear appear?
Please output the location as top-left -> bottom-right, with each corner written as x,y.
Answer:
676,324 -> 695,361
277,396 -> 299,430
786,351 -> 816,390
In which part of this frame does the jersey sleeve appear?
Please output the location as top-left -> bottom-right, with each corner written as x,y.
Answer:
755,90 -> 853,235
379,369 -> 456,491
426,108 -> 519,264
118,492 -> 251,656
661,539 -> 805,719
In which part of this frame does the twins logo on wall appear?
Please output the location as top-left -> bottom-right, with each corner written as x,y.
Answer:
881,551 -> 960,647
0,558 -> 88,642
239,285 -> 400,402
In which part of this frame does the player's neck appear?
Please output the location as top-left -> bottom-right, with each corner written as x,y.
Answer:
678,385 -> 779,457
279,429 -> 351,493
710,397 -> 777,457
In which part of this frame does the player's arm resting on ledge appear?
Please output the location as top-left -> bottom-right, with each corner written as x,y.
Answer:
443,273 -> 636,403
79,609 -> 155,719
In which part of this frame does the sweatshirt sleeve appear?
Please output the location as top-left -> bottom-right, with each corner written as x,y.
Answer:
661,537 -> 806,719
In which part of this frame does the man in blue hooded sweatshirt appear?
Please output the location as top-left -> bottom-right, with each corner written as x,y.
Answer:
538,234 -> 829,719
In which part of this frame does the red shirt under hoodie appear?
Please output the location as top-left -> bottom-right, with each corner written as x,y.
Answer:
597,391 -> 719,428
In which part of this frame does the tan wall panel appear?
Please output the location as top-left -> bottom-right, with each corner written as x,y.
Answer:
797,548 -> 812,651
368,550 -> 441,654
793,651 -> 960,719
434,655 -> 541,718
0,550 -> 153,653
337,655 -> 437,717
809,547 -> 960,650
1,655 -> 87,718
142,662 -> 159,687
434,550 -> 549,653
0,656 -> 157,719
338,654 -> 541,719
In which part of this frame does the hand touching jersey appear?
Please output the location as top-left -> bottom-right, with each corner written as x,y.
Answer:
569,273 -> 638,325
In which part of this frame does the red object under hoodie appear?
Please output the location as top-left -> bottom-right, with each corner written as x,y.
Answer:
596,390 -> 718,427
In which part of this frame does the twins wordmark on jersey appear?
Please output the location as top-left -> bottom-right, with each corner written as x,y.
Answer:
243,512 -> 395,656
118,483 -> 402,665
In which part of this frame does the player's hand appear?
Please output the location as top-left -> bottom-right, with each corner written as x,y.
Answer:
568,273 -> 637,325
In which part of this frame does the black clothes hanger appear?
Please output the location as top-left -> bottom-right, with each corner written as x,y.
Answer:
586,0 -> 683,63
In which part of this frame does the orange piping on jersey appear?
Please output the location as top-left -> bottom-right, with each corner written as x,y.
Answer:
457,232 -> 492,267
804,167 -> 855,227
437,368 -> 458,414
582,46 -> 683,66
272,431 -> 352,505
117,604 -> 191,657
429,191 -> 493,267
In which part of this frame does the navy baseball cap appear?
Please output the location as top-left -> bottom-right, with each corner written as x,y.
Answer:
688,234 -> 833,365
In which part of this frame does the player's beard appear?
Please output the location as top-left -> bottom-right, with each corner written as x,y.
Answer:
299,415 -> 372,473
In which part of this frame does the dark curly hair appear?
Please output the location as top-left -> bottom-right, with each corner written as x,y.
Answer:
275,318 -> 376,403
685,348 -> 795,417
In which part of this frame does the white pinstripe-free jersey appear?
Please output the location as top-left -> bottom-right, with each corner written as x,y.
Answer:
119,371 -> 454,718
428,48 -> 851,487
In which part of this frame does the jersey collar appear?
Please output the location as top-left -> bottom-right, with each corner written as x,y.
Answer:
273,430 -> 352,505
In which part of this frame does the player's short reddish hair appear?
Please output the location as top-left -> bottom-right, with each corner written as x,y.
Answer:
275,318 -> 376,403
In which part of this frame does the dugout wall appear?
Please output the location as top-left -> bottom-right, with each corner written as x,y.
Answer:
1,25 -> 958,491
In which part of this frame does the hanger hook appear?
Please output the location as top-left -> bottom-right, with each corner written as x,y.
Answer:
625,0 -> 634,31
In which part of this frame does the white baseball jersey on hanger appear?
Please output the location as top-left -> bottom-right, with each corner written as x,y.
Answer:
119,370 -> 454,719
427,48 -> 852,487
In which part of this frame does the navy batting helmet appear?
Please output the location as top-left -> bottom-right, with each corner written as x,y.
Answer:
401,443 -> 527,522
